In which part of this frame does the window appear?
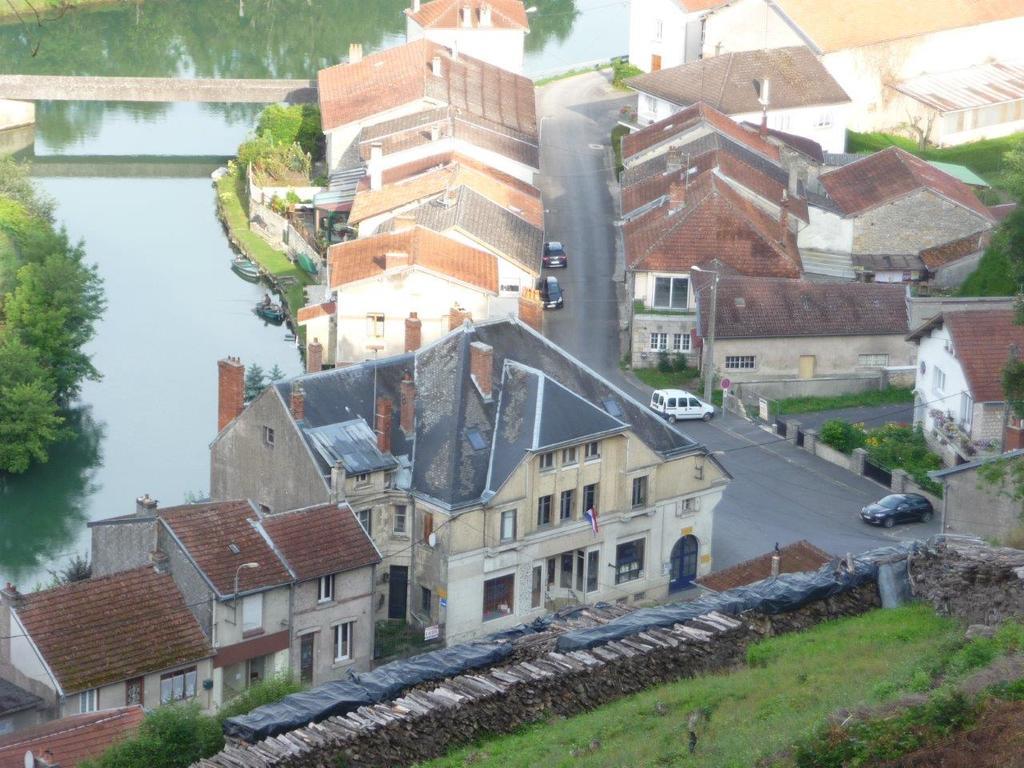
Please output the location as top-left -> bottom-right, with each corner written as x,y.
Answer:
682,496 -> 700,512
79,688 -> 98,713
576,549 -> 585,592
539,451 -> 554,470
125,677 -> 143,706
357,508 -> 372,536
725,355 -> 755,370
366,313 -> 384,338
933,366 -> 946,393
423,512 -> 434,543
653,276 -> 689,309
560,489 -> 575,521
858,354 -> 889,367
482,574 -> 515,621
421,586 -> 432,615
582,483 -> 599,514
159,668 -> 197,704
649,332 -> 668,351
585,441 -> 600,460
262,426 -> 275,448
355,472 -> 370,484
631,476 -> 648,508
318,574 -> 335,602
673,333 -> 691,352
333,621 -> 354,662
393,505 -> 407,534
643,94 -> 658,114
813,111 -> 833,128
561,446 -> 578,465
531,565 -> 543,608
615,539 -> 646,584
242,594 -> 263,634
560,552 -> 573,588
586,550 -> 599,592
653,18 -> 663,40
500,509 -> 516,542
960,392 -> 974,431
537,495 -> 552,527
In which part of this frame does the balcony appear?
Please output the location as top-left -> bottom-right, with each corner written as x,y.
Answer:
928,409 -> 998,458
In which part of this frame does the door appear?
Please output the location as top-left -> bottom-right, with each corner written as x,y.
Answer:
651,54 -> 662,72
799,355 -> 816,379
300,633 -> 315,685
125,677 -> 144,706
669,535 -> 699,591
388,565 -> 409,620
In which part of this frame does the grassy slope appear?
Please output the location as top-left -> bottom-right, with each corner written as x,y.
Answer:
774,386 -> 915,416
417,606 -> 959,768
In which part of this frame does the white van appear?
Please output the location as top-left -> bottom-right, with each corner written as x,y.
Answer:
649,389 -> 715,422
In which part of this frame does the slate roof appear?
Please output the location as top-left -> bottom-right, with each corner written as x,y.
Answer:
940,310 -> 1024,402
628,47 -> 849,114
0,707 -> 145,768
258,504 -> 381,582
406,0 -> 530,30
698,540 -> 832,592
0,678 -> 42,717
275,319 -> 712,511
317,39 -> 538,134
820,146 -> 995,221
698,277 -> 908,339
14,568 -> 212,693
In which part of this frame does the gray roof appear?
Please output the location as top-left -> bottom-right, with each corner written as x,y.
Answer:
276,319 -> 707,511
303,419 -> 399,476
0,678 -> 43,716
852,253 -> 926,272
930,449 -> 1024,480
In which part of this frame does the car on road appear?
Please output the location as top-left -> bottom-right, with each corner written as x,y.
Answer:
860,493 -> 934,528
649,389 -> 715,422
543,241 -> 568,268
538,276 -> 564,309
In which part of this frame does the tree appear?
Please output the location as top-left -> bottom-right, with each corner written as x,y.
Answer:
244,363 -> 266,402
78,703 -> 224,768
267,364 -> 285,383
0,332 -> 64,473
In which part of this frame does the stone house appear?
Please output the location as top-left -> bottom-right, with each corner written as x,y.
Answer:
0,567 -> 214,718
929,448 -> 1024,541
700,0 -> 1024,145
907,310 -> 1024,466
210,318 -> 731,645
628,0 -> 724,74
0,706 -> 145,767
405,0 -> 529,74
627,46 -> 852,152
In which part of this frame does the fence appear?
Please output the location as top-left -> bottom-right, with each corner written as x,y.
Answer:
863,459 -> 893,487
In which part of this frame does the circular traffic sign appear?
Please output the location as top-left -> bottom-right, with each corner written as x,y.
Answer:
720,378 -> 731,390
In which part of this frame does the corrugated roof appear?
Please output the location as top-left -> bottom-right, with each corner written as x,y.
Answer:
894,60 -> 1024,112
303,419 -> 400,475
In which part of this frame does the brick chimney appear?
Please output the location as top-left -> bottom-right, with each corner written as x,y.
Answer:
470,342 -> 493,399
349,43 -> 363,64
666,146 -> 683,173
461,4 -> 472,27
135,494 -> 158,516
400,370 -> 416,433
430,123 -> 441,142
217,357 -> 245,432
2,582 -> 23,609
291,382 -> 305,422
385,250 -> 411,270
480,3 -> 492,25
449,305 -> 472,330
369,142 -> 383,192
307,337 -> 324,373
405,312 -> 422,352
668,181 -> 685,213
150,550 -> 170,575
518,288 -> 543,331
431,54 -> 443,77
375,397 -> 393,454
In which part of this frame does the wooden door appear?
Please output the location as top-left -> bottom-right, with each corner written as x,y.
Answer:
799,355 -> 816,379
388,565 -> 409,620
300,634 -> 314,685
125,677 -> 144,706
651,54 -> 662,72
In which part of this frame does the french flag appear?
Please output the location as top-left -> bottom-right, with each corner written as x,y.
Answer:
585,506 -> 600,534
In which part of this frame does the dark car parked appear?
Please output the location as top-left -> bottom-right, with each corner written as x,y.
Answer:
860,493 -> 933,528
538,276 -> 564,309
542,241 -> 568,268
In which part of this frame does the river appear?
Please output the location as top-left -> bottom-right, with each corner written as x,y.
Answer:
0,0 -> 629,588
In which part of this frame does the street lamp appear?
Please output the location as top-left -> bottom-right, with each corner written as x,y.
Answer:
691,265 -> 720,405
233,562 -> 260,609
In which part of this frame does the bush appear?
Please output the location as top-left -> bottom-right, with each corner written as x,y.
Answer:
217,675 -> 305,723
257,104 -> 322,158
865,423 -> 943,495
820,419 -> 867,454
657,351 -> 672,373
80,703 -> 224,768
611,59 -> 642,88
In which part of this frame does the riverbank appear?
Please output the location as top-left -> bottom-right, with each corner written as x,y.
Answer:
0,0 -> 118,23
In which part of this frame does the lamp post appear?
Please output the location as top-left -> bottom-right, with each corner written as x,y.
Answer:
232,562 -> 260,615
691,265 -> 719,405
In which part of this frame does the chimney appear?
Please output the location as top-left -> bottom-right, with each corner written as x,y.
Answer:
135,494 -> 158,516
470,341 -> 493,399
393,212 -> 417,233
770,554 -> 780,577
150,550 -> 170,575
330,461 -> 346,503
375,397 -> 393,454
430,123 -> 441,142
412,0 -> 421,12
451,39 -> 460,61
2,582 -> 23,608
666,146 -> 683,173
668,181 -> 685,212
480,3 -> 492,25
369,142 -> 383,192
400,370 -> 416,432
756,77 -> 771,109
449,305 -> 472,330
349,43 -> 363,64
461,4 -> 472,27
518,288 -> 542,331
291,382 -> 305,422
307,337 -> 324,373
385,250 -> 411,270
760,108 -> 768,136
431,54 -> 442,77
405,312 -> 422,352
217,357 -> 245,432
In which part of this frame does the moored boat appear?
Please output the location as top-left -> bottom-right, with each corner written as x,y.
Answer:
231,257 -> 261,282
254,295 -> 286,324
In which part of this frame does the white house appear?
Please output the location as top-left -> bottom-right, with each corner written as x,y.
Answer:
405,0 -> 529,74
628,0 -> 725,74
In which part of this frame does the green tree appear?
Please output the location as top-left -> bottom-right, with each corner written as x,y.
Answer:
244,362 -> 266,402
79,703 -> 225,768
0,332 -> 64,473
267,364 -> 285,383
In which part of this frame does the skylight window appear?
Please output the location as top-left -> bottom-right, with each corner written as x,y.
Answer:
467,428 -> 489,451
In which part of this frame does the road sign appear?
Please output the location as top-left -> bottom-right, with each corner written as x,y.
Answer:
424,625 -> 440,641
721,378 -> 731,390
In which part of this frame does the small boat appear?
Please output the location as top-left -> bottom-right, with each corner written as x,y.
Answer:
231,257 -> 261,282
254,295 -> 286,324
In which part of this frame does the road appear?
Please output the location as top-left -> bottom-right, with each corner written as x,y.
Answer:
535,72 -> 938,571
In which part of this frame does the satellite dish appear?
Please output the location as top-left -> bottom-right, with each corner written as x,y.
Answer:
427,532 -> 437,548
24,751 -> 35,768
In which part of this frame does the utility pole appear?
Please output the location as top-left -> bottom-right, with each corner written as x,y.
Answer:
692,265 -> 719,404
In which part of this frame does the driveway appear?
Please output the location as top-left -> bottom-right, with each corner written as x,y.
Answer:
535,73 -> 938,571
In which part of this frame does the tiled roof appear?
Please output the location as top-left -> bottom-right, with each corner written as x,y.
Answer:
406,0 -> 529,30
297,301 -> 336,323
990,202 -> 1018,223
258,503 -> 381,582
0,678 -> 42,716
741,123 -> 825,163
675,0 -> 727,10
770,0 -> 1024,54
0,707 -> 145,768
621,102 -> 780,163
944,310 -> 1024,402
699,277 -> 908,339
920,231 -> 989,270
628,47 -> 849,114
328,227 -> 499,293
14,568 -> 212,693
820,147 -> 994,221
698,540 -> 832,592
317,40 -> 538,135
157,501 -> 293,596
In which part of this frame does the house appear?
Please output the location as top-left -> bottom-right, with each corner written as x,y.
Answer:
210,318 -> 731,645
697,540 -> 831,591
628,46 -> 851,152
405,0 -> 530,74
0,568 -> 214,718
695,277 -> 912,382
0,678 -> 47,736
89,497 -> 380,700
907,310 -> 1024,466
628,0 -> 725,74
0,706 -> 144,768
930,449 -> 1024,541
701,0 -> 1024,144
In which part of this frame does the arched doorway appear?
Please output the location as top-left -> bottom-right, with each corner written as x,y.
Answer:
670,535 -> 699,591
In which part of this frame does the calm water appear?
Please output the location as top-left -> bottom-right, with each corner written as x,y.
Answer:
0,0 -> 628,587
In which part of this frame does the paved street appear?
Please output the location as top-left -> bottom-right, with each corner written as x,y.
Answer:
536,73 -> 938,571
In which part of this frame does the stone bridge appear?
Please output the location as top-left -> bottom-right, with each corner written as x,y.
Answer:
0,74 -> 318,103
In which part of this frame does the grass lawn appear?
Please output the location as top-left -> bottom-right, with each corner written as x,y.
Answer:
417,606 -> 961,768
774,386 -> 915,416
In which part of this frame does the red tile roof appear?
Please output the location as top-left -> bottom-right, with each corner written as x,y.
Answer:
258,503 -> 381,582
328,226 -> 499,293
407,0 -> 529,30
920,231 -> 989,270
820,147 -> 994,221
14,568 -> 212,693
698,540 -> 832,592
943,310 -> 1024,403
989,202 -> 1018,224
297,301 -> 336,323
675,0 -> 727,9
0,707 -> 145,768
157,501 -> 293,596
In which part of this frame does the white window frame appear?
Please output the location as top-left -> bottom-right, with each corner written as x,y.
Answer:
262,426 -> 275,448
643,94 -> 658,114
500,509 -> 516,542
585,441 -> 600,460
159,667 -> 197,704
242,593 -> 263,634
539,451 -> 554,470
367,313 -> 385,338
333,621 -> 354,662
653,18 -> 663,40
652,275 -> 689,310
393,504 -> 407,534
672,333 -> 691,352
933,366 -> 946,394
649,332 -> 668,352
561,445 -> 577,465
357,508 -> 372,535
79,688 -> 98,714
318,573 -> 335,603
725,355 -> 755,370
